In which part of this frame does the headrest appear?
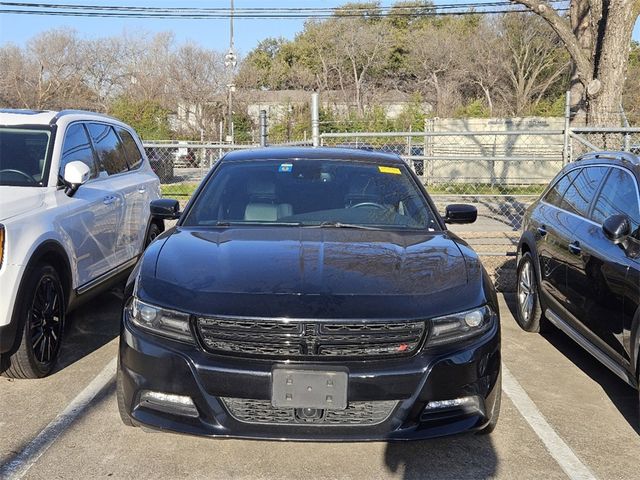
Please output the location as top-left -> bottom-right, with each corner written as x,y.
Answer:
246,176 -> 276,198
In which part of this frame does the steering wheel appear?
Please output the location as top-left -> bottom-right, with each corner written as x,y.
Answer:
0,169 -> 37,184
350,202 -> 386,210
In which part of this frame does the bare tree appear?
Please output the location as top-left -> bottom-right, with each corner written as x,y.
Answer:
513,0 -> 640,125
496,14 -> 569,116
407,24 -> 466,116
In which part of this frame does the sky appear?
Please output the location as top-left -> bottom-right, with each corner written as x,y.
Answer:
0,1 -> 639,57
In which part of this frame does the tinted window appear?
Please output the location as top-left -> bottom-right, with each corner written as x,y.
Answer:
592,168 -> 640,231
86,123 -> 128,175
117,127 -> 143,170
543,169 -> 578,207
560,166 -> 607,217
183,159 -> 438,230
60,124 -> 98,179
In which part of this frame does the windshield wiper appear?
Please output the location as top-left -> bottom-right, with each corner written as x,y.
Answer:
305,221 -> 383,230
213,221 -> 303,227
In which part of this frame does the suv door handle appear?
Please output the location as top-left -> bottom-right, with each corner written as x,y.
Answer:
537,225 -> 547,237
103,195 -> 116,205
568,241 -> 581,255
138,186 -> 146,194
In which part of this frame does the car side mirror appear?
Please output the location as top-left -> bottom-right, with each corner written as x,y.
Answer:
602,214 -> 630,244
444,204 -> 477,224
151,198 -> 180,220
62,161 -> 91,196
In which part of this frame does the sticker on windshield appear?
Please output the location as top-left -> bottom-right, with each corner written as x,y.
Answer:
378,166 -> 401,175
278,163 -> 293,173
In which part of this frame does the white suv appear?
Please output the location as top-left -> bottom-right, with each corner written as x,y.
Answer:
0,109 -> 163,378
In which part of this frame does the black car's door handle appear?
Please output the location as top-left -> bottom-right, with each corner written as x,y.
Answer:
537,225 -> 547,237
568,241 -> 581,255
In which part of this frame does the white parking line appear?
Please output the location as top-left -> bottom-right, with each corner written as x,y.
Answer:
0,358 -> 117,480
502,364 -> 597,480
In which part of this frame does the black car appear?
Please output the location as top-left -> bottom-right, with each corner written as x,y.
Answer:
117,147 -> 501,440
516,151 -> 640,405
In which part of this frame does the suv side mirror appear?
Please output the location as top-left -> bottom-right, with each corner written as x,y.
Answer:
602,214 -> 630,243
151,198 -> 180,220
444,204 -> 477,224
62,161 -> 91,196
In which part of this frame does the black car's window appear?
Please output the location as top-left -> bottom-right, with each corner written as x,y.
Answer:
0,127 -> 51,186
59,123 -> 98,180
116,127 -> 143,170
86,123 -> 129,175
591,168 -> 640,232
543,169 -> 579,207
183,159 -> 438,230
560,166 -> 608,217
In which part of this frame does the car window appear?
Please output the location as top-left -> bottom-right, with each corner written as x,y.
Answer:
560,166 -> 608,217
182,159 -> 438,230
543,169 -> 579,207
86,123 -> 129,175
59,123 -> 98,180
591,168 -> 640,231
116,127 -> 143,170
0,127 -> 52,186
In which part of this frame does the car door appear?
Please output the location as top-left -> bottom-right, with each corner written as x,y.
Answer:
115,126 -> 155,255
57,123 -> 118,285
569,166 -> 640,361
560,166 -> 609,326
532,168 -> 580,310
86,123 -> 132,264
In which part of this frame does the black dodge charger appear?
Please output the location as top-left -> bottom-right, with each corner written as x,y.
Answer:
117,147 -> 501,440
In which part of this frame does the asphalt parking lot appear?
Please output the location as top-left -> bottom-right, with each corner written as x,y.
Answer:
1,290 -> 639,480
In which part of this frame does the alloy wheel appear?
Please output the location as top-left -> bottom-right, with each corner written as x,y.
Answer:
29,275 -> 63,364
518,260 -> 535,323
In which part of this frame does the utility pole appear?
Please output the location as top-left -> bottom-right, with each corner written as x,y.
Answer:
224,0 -> 237,143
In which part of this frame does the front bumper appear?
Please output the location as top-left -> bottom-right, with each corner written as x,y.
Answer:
119,316 -> 501,441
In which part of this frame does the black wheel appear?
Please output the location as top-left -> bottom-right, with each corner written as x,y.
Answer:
116,364 -> 136,427
515,252 -> 548,333
1,264 -> 65,378
145,223 -> 161,248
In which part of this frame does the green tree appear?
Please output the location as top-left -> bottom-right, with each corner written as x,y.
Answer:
109,98 -> 172,140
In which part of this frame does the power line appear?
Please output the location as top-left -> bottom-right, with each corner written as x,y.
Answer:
0,1 -> 569,19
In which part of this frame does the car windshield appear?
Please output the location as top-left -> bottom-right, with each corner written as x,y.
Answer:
0,127 -> 52,186
183,158 -> 439,230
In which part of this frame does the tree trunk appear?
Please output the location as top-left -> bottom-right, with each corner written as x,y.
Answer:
514,0 -> 640,126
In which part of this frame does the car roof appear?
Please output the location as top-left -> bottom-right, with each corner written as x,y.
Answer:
0,108 -> 120,127
574,151 -> 640,170
220,147 -> 405,164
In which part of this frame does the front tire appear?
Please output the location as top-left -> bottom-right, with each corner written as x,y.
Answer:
1,264 -> 65,379
515,252 -> 548,333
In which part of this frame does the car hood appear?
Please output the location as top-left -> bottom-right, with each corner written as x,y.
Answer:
138,227 -> 488,319
0,186 -> 46,221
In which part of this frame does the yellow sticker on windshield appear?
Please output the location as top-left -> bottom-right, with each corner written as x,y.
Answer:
378,166 -> 401,175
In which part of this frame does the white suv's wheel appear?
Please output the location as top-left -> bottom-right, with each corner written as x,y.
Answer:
1,264 -> 65,378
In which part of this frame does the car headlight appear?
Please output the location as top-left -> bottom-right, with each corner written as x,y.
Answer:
127,297 -> 194,344
427,306 -> 495,347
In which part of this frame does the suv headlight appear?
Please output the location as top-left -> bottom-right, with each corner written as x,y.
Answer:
427,306 -> 495,347
127,297 -> 194,344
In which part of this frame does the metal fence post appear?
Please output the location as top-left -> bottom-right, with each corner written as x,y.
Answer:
563,90 -> 571,164
311,92 -> 320,147
259,110 -> 268,147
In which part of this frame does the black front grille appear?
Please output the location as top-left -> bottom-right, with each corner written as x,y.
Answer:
196,317 -> 426,359
221,398 -> 398,425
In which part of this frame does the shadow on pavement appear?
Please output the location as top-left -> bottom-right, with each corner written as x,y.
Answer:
53,286 -> 123,374
503,294 -> 639,434
384,435 -> 497,479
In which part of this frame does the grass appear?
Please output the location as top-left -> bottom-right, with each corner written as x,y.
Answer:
160,181 -> 545,200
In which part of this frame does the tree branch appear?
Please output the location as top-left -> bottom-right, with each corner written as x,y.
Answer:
512,1 -> 592,82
